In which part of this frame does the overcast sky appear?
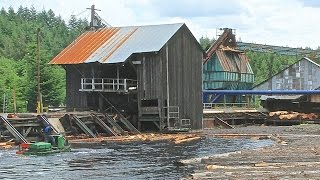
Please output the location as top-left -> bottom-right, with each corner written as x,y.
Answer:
1,0 -> 320,49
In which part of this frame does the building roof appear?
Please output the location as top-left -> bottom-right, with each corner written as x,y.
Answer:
216,50 -> 252,73
49,23 -> 184,64
236,42 -> 320,57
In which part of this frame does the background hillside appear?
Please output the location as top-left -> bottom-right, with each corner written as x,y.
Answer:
0,7 -> 313,113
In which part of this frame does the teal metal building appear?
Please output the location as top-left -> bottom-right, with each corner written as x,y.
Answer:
203,28 -> 255,103
203,48 -> 254,90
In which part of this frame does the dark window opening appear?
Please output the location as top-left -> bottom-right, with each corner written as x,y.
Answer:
141,99 -> 158,107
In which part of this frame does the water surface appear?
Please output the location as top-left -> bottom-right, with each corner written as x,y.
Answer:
0,137 -> 273,180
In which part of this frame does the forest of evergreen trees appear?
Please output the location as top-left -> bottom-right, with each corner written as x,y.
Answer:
0,6 -> 87,112
0,6 -> 314,113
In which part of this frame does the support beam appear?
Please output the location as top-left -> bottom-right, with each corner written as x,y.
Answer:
153,121 -> 160,130
166,43 -> 170,128
215,117 -> 234,129
203,90 -> 320,95
91,114 -> 118,136
0,116 -> 28,143
103,113 -> 127,135
70,114 -> 96,138
22,127 -> 32,138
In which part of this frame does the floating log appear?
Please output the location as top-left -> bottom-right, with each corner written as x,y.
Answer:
210,134 -> 269,137
68,133 -> 201,144
173,136 -> 201,144
206,164 -> 227,170
0,139 -> 15,149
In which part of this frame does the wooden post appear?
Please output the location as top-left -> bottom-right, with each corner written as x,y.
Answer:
142,55 -> 146,97
36,28 -> 42,113
2,93 -> 5,113
166,43 -> 170,128
117,65 -> 120,90
159,50 -> 164,130
13,88 -> 16,114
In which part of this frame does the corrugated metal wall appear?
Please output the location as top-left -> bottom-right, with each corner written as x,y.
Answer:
203,51 -> 254,90
254,58 -> 320,90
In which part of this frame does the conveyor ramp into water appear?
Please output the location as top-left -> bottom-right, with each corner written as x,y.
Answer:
0,115 -> 28,143
103,114 -> 127,135
91,113 -> 118,136
118,114 -> 140,134
70,114 -> 97,138
215,117 -> 234,129
99,94 -> 140,134
37,115 -> 59,134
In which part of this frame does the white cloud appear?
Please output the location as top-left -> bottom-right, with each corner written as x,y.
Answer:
236,0 -> 320,48
1,0 -> 320,48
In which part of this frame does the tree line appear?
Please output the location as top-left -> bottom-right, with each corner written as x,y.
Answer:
0,6 -> 315,113
0,6 -> 87,113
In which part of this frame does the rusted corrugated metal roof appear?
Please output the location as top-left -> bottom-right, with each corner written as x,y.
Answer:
49,23 -> 184,64
216,50 -> 251,73
237,53 -> 251,73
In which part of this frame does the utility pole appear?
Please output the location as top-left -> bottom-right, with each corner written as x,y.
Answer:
268,52 -> 275,90
87,4 -> 101,29
13,88 -> 16,114
2,93 -> 5,113
36,28 -> 42,113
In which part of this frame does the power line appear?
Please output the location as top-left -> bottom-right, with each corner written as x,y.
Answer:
73,9 -> 88,17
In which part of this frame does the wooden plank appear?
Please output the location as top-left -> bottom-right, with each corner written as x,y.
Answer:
215,117 -> 234,129
140,107 -> 159,115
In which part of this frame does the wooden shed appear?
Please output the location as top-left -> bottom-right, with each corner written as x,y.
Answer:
254,57 -> 320,112
254,57 -> 320,91
49,23 -> 203,130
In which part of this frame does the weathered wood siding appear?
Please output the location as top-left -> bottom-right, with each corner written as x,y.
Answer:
254,58 -> 320,90
136,24 -> 203,129
64,24 -> 203,129
65,65 -> 87,110
167,25 -> 203,129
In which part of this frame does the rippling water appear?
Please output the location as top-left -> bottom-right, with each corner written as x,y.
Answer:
0,137 -> 273,180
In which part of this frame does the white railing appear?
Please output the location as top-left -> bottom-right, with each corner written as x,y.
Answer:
181,119 -> 191,127
80,78 -> 137,92
203,102 -> 249,109
164,106 -> 180,119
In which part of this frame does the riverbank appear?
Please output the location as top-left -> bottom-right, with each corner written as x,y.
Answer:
183,124 -> 320,179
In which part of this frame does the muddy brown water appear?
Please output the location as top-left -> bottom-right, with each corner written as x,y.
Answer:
0,137 -> 273,180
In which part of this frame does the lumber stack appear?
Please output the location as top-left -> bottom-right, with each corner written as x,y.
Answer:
269,111 -> 319,120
